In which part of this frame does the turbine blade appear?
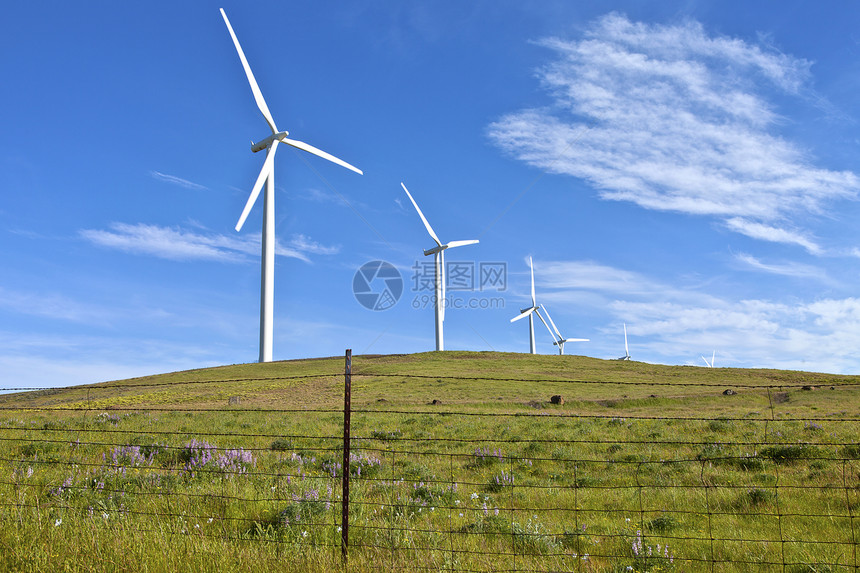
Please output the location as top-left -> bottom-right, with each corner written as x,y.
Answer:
563,338 -> 589,342
236,143 -> 277,231
540,304 -> 563,339
220,9 -> 278,134
535,309 -> 556,341
510,307 -> 535,323
529,256 -> 536,307
400,182 -> 442,246
701,355 -> 711,368
445,239 -> 479,249
281,137 -> 363,175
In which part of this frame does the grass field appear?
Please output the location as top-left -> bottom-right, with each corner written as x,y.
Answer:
0,351 -> 857,572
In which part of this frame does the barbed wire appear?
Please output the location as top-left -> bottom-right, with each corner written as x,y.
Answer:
0,368 -> 856,572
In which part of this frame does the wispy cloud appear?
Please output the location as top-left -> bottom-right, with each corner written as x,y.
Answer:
0,287 -> 110,323
535,259 -> 717,306
488,14 -> 859,252
150,171 -> 208,191
733,252 -> 830,282
724,218 -> 822,254
530,258 -> 860,373
80,223 -> 339,263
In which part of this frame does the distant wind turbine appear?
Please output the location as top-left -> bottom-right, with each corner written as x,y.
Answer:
220,9 -> 362,363
701,351 -> 716,368
401,182 -> 478,351
616,323 -> 631,361
539,304 -> 588,355
510,256 -> 545,354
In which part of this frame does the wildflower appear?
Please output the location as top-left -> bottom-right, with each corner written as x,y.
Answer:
337,527 -> 342,532
470,492 -> 479,500
54,519 -> 62,527
459,513 -> 464,517
102,512 -> 109,520
26,467 -> 33,478
302,531 -> 308,538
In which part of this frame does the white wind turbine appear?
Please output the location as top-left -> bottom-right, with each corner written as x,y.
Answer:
220,9 -> 362,363
539,304 -> 588,355
701,350 -> 715,368
616,323 -> 631,361
510,256 -> 543,354
401,182 -> 479,351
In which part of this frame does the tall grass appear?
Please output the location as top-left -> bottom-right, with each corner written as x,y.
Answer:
0,352 -> 857,571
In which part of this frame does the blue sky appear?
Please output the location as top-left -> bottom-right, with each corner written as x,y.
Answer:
3,1 -> 860,388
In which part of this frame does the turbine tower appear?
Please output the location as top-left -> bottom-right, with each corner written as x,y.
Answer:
510,256 -> 542,354
539,304 -> 588,355
220,9 -> 362,363
401,182 -> 478,351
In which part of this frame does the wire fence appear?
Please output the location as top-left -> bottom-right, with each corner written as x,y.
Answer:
0,356 -> 857,572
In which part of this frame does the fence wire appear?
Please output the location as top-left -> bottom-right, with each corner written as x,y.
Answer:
0,367 -> 857,572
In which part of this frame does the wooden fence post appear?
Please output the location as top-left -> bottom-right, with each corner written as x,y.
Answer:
341,349 -> 352,562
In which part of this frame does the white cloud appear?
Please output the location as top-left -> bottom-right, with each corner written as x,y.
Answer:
288,233 -> 341,256
150,171 -> 208,191
535,259 -> 717,306
0,287 -> 110,323
529,258 -> 860,373
733,252 -> 830,282
488,14 -> 859,251
80,223 -> 339,263
725,218 -> 822,254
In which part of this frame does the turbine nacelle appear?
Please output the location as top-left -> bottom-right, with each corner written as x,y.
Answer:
251,131 -> 290,153
424,245 -> 448,256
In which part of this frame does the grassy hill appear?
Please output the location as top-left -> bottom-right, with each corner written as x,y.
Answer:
1,352 -> 857,572
4,351 -> 857,416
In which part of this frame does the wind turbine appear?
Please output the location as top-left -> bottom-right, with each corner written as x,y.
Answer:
510,256 -> 542,354
701,351 -> 715,368
220,9 -> 362,363
400,182 -> 478,351
539,304 -> 588,355
616,323 -> 631,360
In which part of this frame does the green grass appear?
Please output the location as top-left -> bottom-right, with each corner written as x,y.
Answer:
0,351 -> 857,572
